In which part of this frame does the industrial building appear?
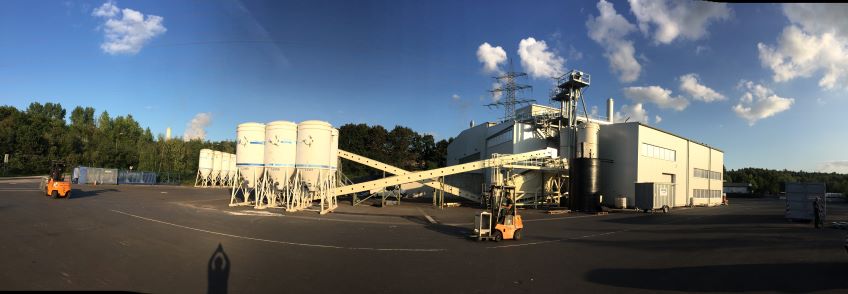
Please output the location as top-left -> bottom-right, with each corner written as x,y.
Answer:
447,70 -> 724,209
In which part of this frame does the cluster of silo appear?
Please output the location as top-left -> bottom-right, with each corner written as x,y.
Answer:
195,149 -> 236,188
229,120 -> 339,214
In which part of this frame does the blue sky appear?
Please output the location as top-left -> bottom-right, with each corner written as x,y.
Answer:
2,1 -> 848,172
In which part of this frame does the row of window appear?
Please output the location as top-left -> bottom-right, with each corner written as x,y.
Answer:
693,189 -> 722,199
486,130 -> 513,148
693,168 -> 722,180
642,143 -> 676,161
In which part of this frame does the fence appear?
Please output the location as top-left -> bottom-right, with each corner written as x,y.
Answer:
73,166 -> 187,185
75,167 -> 119,185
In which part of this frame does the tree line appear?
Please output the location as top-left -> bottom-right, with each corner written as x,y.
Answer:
337,123 -> 452,180
725,168 -> 848,195
0,102 -> 452,183
0,102 -> 235,181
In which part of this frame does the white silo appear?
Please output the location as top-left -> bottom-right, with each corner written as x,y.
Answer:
228,153 -> 237,181
198,149 -> 214,178
236,122 -> 266,188
212,151 -> 223,183
265,121 -> 298,189
330,128 -> 339,170
221,152 -> 231,184
295,120 -> 333,189
195,149 -> 214,187
576,122 -> 600,159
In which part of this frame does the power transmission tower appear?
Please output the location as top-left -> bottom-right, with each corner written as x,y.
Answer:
485,61 -> 535,122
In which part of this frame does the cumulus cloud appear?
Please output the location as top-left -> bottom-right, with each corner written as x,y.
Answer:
818,160 -> 848,174
758,26 -> 848,90
92,1 -> 166,55
628,0 -> 730,44
587,0 -> 641,82
679,73 -> 725,102
183,112 -> 212,141
490,82 -> 503,102
732,80 -> 794,126
622,85 -> 689,111
654,115 -> 662,124
615,103 -> 649,124
92,1 -> 118,18
757,4 -> 848,90
451,94 -> 460,100
517,37 -> 565,79
476,42 -> 507,74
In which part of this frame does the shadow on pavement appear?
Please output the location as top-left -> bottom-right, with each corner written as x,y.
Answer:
585,262 -> 848,293
208,243 -> 230,294
69,188 -> 119,199
601,213 -> 786,226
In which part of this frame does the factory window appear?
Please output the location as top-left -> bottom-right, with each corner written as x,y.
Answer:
694,189 -> 722,199
642,143 -> 676,161
694,168 -> 722,180
486,130 -> 513,148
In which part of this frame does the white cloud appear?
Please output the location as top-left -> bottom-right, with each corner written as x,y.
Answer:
92,1 -> 166,55
757,4 -> 848,90
615,103 -> 649,124
818,160 -> 848,174
476,42 -> 507,74
622,85 -> 689,111
587,0 -> 641,82
783,4 -> 848,39
451,94 -> 460,100
758,26 -> 848,90
654,115 -> 662,124
183,112 -> 212,141
695,45 -> 710,55
679,73 -> 725,102
490,82 -> 503,102
92,1 -> 118,18
628,0 -> 730,44
732,80 -> 794,126
517,37 -> 565,79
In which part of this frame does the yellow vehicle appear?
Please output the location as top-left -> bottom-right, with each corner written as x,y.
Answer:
472,185 -> 523,242
42,161 -> 71,199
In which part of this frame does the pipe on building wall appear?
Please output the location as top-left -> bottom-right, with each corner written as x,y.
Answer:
607,98 -> 614,123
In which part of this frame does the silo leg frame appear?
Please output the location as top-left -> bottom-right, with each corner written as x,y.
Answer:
194,170 -> 209,188
332,148 -> 559,198
336,149 -> 480,202
230,169 -> 261,207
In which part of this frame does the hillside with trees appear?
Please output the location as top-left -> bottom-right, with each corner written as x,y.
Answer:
725,168 -> 848,194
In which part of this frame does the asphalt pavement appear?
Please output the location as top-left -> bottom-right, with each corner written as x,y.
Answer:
1,177 -> 846,293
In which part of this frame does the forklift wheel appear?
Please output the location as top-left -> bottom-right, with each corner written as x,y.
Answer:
64,191 -> 71,199
51,190 -> 59,199
493,230 -> 503,242
662,205 -> 670,213
514,229 -> 522,240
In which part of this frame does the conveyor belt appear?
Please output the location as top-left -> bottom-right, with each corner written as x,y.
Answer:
338,150 -> 480,201
332,148 -> 558,197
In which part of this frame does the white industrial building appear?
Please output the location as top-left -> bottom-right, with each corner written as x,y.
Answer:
446,100 -> 724,209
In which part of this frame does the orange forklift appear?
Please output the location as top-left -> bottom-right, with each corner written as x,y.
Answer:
472,185 -> 523,242
41,160 -> 71,199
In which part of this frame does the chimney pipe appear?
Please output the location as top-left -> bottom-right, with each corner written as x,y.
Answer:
607,98 -> 614,123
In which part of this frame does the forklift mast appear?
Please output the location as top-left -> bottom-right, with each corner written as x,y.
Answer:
49,161 -> 66,181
